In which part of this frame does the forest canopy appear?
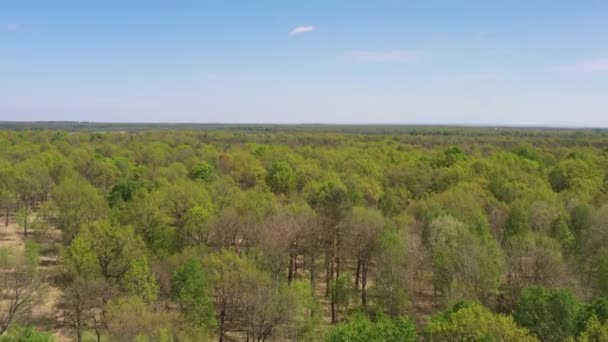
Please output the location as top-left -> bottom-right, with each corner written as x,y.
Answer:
0,125 -> 607,341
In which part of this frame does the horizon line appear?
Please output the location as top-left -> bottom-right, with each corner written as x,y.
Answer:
1,120 -> 607,130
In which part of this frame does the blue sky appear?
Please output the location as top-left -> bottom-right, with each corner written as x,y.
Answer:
1,0 -> 608,126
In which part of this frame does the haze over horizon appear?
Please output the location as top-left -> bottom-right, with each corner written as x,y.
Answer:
1,1 -> 608,126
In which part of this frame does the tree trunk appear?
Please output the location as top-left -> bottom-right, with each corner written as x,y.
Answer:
355,259 -> 362,291
361,261 -> 368,309
219,307 -> 226,342
76,309 -> 83,342
288,253 -> 295,285
325,252 -> 332,298
23,203 -> 28,236
4,207 -> 8,227
310,255 -> 316,291
335,237 -> 341,280
331,292 -> 336,324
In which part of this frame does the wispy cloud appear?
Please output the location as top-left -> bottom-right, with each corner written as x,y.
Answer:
289,25 -> 314,36
552,58 -> 608,73
3,23 -> 22,31
346,50 -> 417,64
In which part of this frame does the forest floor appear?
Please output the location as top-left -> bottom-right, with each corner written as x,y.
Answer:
0,219 -> 70,341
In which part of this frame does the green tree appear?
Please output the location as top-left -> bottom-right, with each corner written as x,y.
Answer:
0,161 -> 16,227
427,215 -> 503,305
266,160 -> 296,194
574,315 -> 608,342
513,286 -> 581,341
503,202 -> 530,245
105,295 -> 212,342
342,207 -> 386,308
204,251 -> 295,342
120,191 -> 175,255
108,179 -> 145,207
326,312 -> 416,342
171,258 -> 216,329
121,256 -> 159,303
66,221 -> 147,282
583,205 -> 608,295
372,226 -> 412,317
308,176 -> 353,322
48,176 -> 109,243
14,157 -> 53,235
549,158 -> 604,200
157,180 -> 213,238
425,301 -> 537,341
0,326 -> 54,342
575,297 -> 608,336
191,161 -> 216,184
570,204 -> 592,252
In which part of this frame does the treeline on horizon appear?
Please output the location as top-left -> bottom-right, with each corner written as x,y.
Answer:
0,128 -> 608,341
2,120 -> 608,135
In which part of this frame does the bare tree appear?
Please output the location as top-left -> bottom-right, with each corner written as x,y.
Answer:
0,258 -> 43,334
61,277 -> 108,342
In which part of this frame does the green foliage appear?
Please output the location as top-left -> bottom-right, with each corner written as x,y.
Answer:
432,146 -> 467,168
378,186 -> 410,217
65,220 -> 147,282
549,159 -> 604,199
425,301 -> 537,341
108,179 -> 145,207
157,180 -> 213,232
51,176 -> 109,243
427,215 -> 503,305
0,326 -> 54,342
326,312 -> 416,342
203,250 -> 296,341
503,202 -> 530,245
372,227 -> 410,316
266,160 -> 296,194
583,206 -> 608,295
16,208 -> 28,233
227,150 -> 266,189
63,229 -> 100,278
5,127 -> 608,341
512,144 -> 543,162
191,161 -> 216,183
574,315 -> 608,342
120,191 -> 176,255
489,176 -> 519,203
330,273 -> 352,313
513,286 -> 581,341
105,296 -> 211,342
121,256 -> 159,303
570,204 -> 592,251
576,297 -> 608,336
551,215 -> 576,253
308,176 -> 352,221
289,280 -> 323,341
23,240 -> 40,271
171,258 -> 216,329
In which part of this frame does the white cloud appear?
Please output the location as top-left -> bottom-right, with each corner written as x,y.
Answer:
289,25 -> 314,36
552,59 -> 608,73
4,23 -> 22,31
346,50 -> 417,63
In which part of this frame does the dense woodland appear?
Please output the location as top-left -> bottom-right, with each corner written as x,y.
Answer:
0,125 -> 608,341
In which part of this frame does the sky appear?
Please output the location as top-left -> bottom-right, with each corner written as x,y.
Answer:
1,0 -> 608,126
